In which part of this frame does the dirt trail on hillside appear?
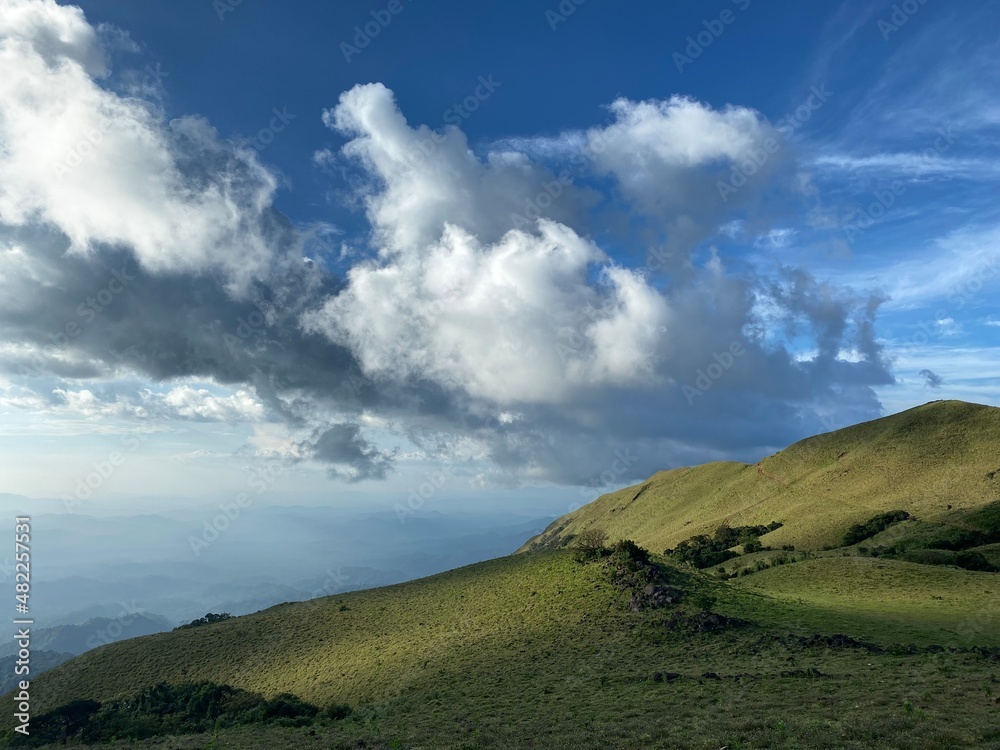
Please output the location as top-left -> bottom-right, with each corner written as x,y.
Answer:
757,461 -> 787,486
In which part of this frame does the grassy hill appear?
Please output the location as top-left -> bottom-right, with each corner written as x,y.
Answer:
520,400 -> 1000,553
7,400 -> 1000,749
13,546 -> 1000,749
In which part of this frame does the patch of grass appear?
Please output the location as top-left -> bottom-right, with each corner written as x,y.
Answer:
727,555 -> 1000,646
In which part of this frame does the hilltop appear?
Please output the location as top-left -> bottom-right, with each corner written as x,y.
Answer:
6,400 -> 1000,749
521,400 -> 1000,553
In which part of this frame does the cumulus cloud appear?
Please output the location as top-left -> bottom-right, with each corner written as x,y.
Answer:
0,0 -> 895,487
324,83 -> 588,253
0,0 -> 284,291
301,82 -> 892,480
304,219 -> 669,404
588,96 -> 778,209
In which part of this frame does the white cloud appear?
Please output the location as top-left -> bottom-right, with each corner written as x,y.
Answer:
158,386 -> 265,423
6,383 -> 266,424
307,84 -> 688,406
754,228 -> 797,249
586,96 -> 782,218
880,226 -> 1000,309
0,5 -> 898,485
324,83 -> 584,254
0,0 -> 282,291
299,83 -> 891,485
305,219 -> 670,404
591,95 -> 771,177
0,0 -> 107,76
813,153 -> 999,179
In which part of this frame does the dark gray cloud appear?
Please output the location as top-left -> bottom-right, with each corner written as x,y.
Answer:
0,2 -> 898,489
306,424 -> 394,482
919,369 -> 944,388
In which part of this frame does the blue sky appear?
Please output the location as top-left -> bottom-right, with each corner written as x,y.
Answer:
0,0 -> 998,514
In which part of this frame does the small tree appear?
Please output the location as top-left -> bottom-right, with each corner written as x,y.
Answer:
573,528 -> 609,561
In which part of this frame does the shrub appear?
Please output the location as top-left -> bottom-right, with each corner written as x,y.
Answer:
573,528 -> 609,562
927,528 -> 1000,551
25,682 -> 328,746
608,539 -> 650,568
842,511 -> 910,546
324,703 -> 353,721
175,613 -> 233,630
955,551 -> 998,572
665,523 -> 781,568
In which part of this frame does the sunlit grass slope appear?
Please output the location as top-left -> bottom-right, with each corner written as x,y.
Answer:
30,551 -> 623,713
521,400 -> 1000,553
13,399 -> 1000,749
725,556 -> 1000,646
20,546 -> 1000,750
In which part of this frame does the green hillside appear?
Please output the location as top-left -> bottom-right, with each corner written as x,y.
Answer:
7,400 -> 1000,749
13,546 -> 1000,749
521,400 -> 1000,553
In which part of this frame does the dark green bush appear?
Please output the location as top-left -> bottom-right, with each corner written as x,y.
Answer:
955,551 -> 998,572
324,703 -> 353,720
175,613 -> 233,630
927,528 -> 1000,551
665,523 -> 781,568
608,539 -> 650,567
21,682 -> 336,746
842,511 -> 910,546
